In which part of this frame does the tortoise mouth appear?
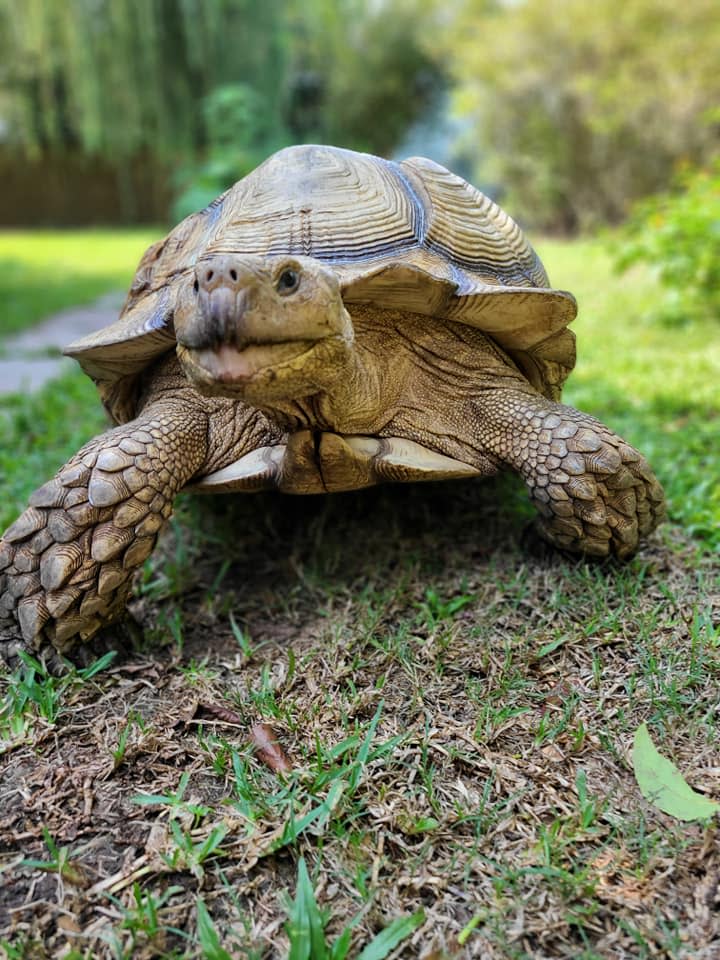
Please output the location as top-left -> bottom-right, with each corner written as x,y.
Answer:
186,340 -> 319,385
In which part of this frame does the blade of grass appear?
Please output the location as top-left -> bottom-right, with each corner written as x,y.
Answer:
196,898 -> 233,960
357,908 -> 426,960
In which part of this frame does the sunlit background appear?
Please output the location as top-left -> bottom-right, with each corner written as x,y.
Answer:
1,0 -> 718,230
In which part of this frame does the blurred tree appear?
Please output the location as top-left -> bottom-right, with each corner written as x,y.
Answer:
0,0 -> 287,159
171,82 -> 288,219
0,0 -> 442,222
173,0 -> 443,217
436,0 -> 720,230
284,0 -> 440,156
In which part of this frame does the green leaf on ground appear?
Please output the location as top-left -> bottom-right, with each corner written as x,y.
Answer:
632,723 -> 720,822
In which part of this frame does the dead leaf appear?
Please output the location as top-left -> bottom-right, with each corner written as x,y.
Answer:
145,821 -> 168,856
194,702 -> 246,726
250,722 -> 292,773
57,914 -> 81,934
541,743 -> 565,763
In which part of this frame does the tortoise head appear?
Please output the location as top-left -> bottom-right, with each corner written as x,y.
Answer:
175,253 -> 354,404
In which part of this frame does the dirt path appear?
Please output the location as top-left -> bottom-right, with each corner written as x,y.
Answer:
0,291 -> 123,395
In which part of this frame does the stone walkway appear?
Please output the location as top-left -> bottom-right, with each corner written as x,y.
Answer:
0,291 -> 124,395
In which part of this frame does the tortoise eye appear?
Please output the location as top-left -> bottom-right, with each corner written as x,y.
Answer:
276,268 -> 300,295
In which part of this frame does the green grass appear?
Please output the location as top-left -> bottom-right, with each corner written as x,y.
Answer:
5,499 -> 714,955
282,858 -> 424,959
0,648 -> 116,747
0,229 -> 159,336
0,370 -> 107,530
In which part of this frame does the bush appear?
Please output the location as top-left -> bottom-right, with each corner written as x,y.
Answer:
614,157 -> 720,324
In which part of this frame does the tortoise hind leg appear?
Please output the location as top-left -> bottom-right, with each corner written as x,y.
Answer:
472,389 -> 666,558
0,399 -> 209,665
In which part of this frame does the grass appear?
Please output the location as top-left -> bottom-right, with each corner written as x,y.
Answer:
0,229 -> 158,337
0,232 -> 719,958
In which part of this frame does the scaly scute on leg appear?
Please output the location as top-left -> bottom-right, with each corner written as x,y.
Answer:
0,401 -> 208,663
472,389 -> 665,559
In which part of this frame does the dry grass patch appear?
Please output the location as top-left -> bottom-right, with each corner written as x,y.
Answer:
1,480 -> 719,959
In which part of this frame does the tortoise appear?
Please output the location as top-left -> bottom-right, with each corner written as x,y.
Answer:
0,144 -> 665,662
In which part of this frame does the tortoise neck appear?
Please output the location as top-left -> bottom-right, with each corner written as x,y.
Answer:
254,330 -> 391,435
254,304 -> 531,440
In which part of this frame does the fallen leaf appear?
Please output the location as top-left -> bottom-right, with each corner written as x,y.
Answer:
250,722 -> 292,773
542,681 -> 574,705
632,723 -> 720,822
194,702 -> 245,726
541,743 -> 566,763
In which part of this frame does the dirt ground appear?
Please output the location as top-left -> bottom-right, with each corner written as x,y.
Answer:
1,477 -> 719,959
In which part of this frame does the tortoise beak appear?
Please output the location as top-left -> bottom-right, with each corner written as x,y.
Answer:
198,286 -> 251,345
187,256 -> 256,348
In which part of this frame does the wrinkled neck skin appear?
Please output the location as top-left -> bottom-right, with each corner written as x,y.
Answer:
250,304 -> 533,465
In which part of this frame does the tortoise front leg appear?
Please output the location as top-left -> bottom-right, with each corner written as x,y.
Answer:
0,398 -> 212,664
472,389 -> 666,558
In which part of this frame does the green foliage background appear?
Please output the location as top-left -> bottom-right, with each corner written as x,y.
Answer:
2,0 -> 718,240
0,0 -> 718,325
435,0 -> 720,231
0,0 -> 440,214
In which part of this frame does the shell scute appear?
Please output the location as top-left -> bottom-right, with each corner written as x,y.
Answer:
400,156 -> 548,287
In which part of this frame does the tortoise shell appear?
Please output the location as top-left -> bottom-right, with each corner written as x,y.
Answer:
65,145 -> 577,423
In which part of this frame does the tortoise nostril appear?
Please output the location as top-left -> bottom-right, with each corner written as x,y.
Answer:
206,270 -> 214,282
230,269 -> 237,282
193,279 -> 199,293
